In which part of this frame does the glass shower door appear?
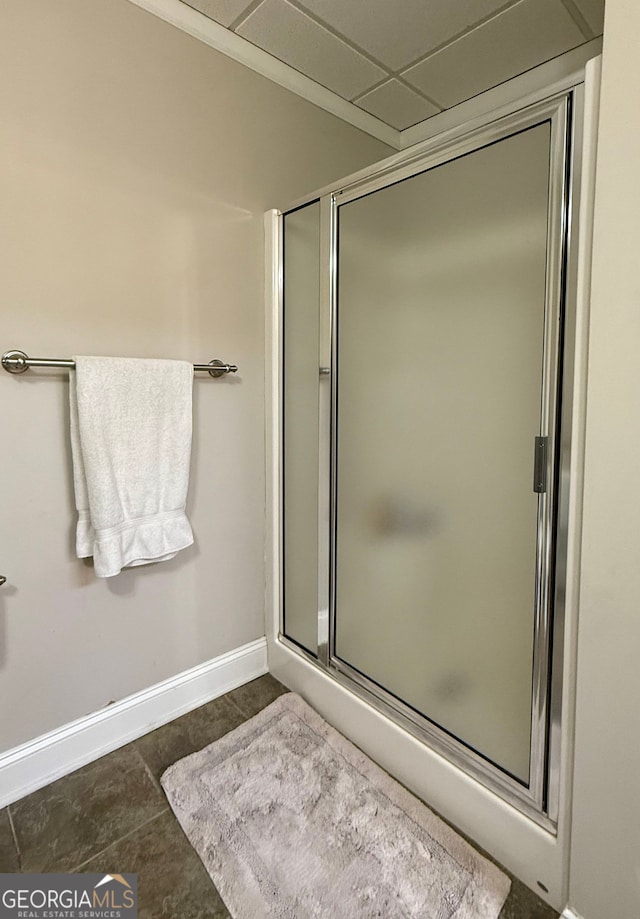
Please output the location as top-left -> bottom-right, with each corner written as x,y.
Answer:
331,119 -> 561,789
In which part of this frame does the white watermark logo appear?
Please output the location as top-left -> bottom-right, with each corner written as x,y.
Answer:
0,873 -> 137,918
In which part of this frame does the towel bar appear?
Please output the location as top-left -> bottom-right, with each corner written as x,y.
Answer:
1,350 -> 238,378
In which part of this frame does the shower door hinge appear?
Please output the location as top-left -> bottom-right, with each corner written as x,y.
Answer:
533,436 -> 548,494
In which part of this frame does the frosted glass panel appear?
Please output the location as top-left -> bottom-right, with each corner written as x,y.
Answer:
334,125 -> 551,782
282,203 -> 320,655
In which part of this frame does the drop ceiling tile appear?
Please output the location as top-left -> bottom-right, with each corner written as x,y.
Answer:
295,0 -> 510,70
182,0 -> 255,28
237,0 -> 387,100
355,80 -> 440,130
403,0 -> 585,109
570,0 -> 605,34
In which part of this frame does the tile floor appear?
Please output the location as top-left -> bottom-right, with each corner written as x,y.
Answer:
0,674 -> 558,918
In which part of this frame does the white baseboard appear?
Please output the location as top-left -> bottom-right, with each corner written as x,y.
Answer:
562,908 -> 586,919
0,637 -> 267,808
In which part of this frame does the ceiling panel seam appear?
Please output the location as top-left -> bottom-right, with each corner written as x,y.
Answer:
394,0 -> 530,75
282,0 -> 395,78
228,0 -> 265,32
350,77 -> 444,112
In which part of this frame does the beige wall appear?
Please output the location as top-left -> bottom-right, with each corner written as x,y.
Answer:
570,1 -> 640,916
0,0 -> 390,752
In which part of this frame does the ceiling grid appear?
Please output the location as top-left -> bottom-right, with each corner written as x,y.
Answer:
181,0 -> 604,130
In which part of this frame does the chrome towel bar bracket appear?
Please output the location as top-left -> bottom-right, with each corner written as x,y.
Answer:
1,350 -> 238,378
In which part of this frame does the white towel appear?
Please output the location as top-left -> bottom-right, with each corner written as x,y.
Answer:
69,356 -> 194,578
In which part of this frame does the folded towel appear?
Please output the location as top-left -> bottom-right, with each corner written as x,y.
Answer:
69,356 -> 194,577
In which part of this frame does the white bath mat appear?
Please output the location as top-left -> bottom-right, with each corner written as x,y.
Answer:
161,693 -> 510,919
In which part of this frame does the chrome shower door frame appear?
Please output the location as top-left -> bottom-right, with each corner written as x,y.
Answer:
279,84 -> 584,828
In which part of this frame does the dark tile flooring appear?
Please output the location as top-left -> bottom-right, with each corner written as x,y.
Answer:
0,674 -> 558,918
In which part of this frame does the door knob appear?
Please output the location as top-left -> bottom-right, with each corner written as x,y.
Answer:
0,576 -> 6,586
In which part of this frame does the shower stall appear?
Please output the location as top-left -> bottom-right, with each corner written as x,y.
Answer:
266,54 -> 597,907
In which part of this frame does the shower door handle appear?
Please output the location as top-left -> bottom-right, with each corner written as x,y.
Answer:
533,437 -> 548,494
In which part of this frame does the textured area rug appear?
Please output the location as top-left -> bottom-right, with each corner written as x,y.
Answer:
161,693 -> 510,919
